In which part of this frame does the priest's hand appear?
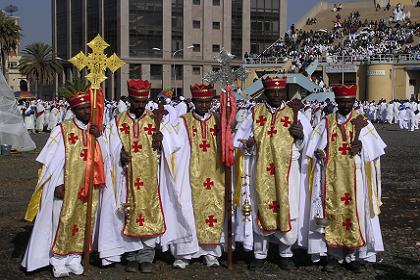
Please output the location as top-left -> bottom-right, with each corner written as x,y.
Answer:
239,137 -> 256,150
350,140 -> 362,156
89,124 -> 102,138
315,149 -> 326,161
120,149 -> 131,167
54,184 -> 65,199
152,131 -> 163,150
289,121 -> 304,140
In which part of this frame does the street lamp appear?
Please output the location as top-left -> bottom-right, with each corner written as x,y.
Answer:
152,45 -> 194,97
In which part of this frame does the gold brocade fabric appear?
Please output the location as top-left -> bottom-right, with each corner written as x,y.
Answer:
233,148 -> 244,208
24,167 -> 50,222
252,104 -> 294,232
182,113 -> 225,245
52,120 -> 99,255
324,111 -> 365,248
117,111 -> 165,237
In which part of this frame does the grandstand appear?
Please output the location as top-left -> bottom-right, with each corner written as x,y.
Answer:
297,1 -> 420,32
241,0 -> 420,102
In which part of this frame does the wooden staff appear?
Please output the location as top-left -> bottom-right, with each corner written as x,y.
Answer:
83,88 -> 97,273
224,92 -> 233,270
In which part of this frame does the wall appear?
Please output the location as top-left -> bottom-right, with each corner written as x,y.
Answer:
366,64 -> 393,101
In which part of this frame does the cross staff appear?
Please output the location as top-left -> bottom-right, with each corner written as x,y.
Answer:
203,49 -> 248,271
69,34 -> 124,273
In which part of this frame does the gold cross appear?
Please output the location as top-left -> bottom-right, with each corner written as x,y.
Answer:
47,132 -> 60,146
310,125 -> 323,140
363,126 -> 378,139
69,34 -> 125,90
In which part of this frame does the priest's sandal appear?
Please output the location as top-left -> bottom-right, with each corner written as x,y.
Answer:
278,257 -> 296,271
125,261 -> 137,272
345,261 -> 363,273
248,259 -> 265,271
140,262 -> 153,273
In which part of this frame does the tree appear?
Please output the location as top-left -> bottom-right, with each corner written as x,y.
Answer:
18,42 -> 63,98
0,11 -> 20,74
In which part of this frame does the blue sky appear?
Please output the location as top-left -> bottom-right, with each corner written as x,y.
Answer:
0,0 -> 355,49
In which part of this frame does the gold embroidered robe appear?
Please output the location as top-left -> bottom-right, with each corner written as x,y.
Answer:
323,111 -> 366,248
52,120 -> 100,255
252,104 -> 295,232
181,113 -> 225,245
116,111 -> 165,237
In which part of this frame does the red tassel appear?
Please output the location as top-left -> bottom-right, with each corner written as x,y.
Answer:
220,86 -> 237,167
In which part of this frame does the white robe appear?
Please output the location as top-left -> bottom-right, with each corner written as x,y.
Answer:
47,107 -> 60,130
35,103 -> 45,131
117,100 -> 127,114
175,102 -> 188,117
233,103 -> 313,250
21,118 -> 114,271
303,112 -> 386,262
24,107 -> 35,130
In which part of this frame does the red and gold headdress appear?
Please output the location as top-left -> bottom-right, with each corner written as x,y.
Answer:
127,79 -> 151,99
66,91 -> 91,108
333,84 -> 357,99
262,76 -> 287,91
190,84 -> 215,99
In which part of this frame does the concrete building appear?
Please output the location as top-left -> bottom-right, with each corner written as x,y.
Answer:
52,0 -> 288,99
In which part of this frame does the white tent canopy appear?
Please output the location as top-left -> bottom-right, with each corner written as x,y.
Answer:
0,70 -> 36,152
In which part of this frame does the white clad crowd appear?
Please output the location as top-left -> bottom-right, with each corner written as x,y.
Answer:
18,95 -> 420,136
299,99 -> 420,131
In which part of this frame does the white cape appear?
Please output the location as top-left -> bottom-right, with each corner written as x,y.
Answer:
0,70 -> 35,151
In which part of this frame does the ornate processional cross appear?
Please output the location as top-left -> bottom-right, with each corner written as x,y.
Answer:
69,34 -> 125,90
203,48 -> 248,88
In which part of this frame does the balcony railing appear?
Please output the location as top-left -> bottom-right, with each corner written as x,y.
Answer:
244,53 -> 420,66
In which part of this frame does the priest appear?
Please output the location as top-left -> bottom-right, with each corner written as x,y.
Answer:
303,84 -> 386,273
21,84 -> 110,278
170,84 -> 225,269
234,76 -> 312,271
106,79 -> 193,273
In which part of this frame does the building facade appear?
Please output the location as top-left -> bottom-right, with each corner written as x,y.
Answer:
52,0 -> 287,99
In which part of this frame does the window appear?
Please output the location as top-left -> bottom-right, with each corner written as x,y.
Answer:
193,0 -> 200,5
193,44 -> 201,52
212,66 -> 220,72
264,21 -> 271,32
150,64 -> 163,80
129,64 -> 142,79
212,21 -> 220,29
193,20 -> 201,29
213,0 -> 220,5
212,44 -> 220,52
192,66 -> 201,75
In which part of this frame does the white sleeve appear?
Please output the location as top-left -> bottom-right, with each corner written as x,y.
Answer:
234,110 -> 254,148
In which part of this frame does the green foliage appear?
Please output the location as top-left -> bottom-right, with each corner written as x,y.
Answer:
0,11 -> 21,72
58,77 -> 89,97
18,42 -> 63,85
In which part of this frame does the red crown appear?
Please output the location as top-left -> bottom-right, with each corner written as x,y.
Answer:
262,76 -> 287,90
333,84 -> 357,99
66,91 -> 91,108
127,79 -> 151,99
190,84 -> 215,99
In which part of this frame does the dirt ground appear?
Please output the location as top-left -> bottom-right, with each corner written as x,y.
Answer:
0,124 -> 419,280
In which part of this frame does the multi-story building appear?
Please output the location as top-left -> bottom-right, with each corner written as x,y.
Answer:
52,0 -> 287,99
